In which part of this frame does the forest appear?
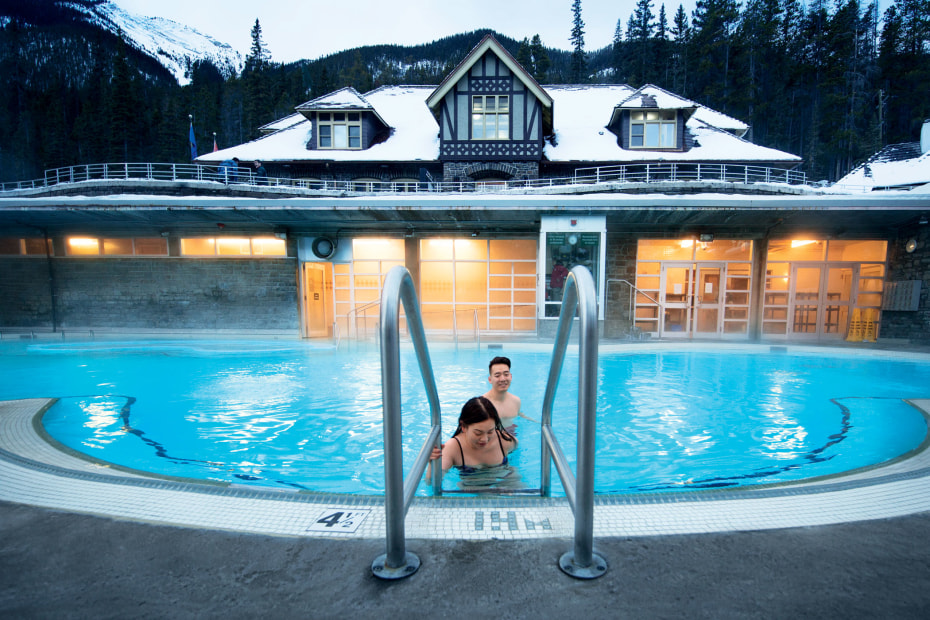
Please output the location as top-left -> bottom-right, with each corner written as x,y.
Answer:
0,0 -> 928,184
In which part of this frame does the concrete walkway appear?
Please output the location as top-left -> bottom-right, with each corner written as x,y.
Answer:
2,500 -> 929,618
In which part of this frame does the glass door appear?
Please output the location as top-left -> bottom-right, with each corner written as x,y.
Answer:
823,265 -> 854,338
694,265 -> 722,336
661,264 -> 693,337
788,265 -> 855,340
302,262 -> 334,338
790,266 -> 821,337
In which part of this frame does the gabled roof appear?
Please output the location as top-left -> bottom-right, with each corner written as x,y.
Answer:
295,87 -> 389,127
426,34 -> 553,110
610,84 -> 699,126
198,85 -> 798,166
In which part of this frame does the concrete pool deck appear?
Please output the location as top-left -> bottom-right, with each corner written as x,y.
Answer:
3,340 -> 930,616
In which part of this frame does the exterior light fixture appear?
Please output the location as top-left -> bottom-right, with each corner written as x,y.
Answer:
698,233 -> 714,242
906,238 -> 918,253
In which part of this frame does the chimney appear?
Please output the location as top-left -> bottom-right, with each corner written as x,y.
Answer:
922,119 -> 930,154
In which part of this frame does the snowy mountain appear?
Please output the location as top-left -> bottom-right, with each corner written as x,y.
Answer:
66,1 -> 242,84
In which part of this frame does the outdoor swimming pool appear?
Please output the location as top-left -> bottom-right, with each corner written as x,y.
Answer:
0,339 -> 927,495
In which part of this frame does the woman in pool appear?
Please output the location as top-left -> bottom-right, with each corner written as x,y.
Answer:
428,396 -> 518,486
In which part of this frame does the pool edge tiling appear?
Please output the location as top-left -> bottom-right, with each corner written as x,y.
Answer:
3,398 -> 930,540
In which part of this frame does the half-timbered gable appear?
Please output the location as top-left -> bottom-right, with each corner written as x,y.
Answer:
427,35 -> 553,181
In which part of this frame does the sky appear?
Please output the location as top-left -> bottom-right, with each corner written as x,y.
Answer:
113,0 -> 699,63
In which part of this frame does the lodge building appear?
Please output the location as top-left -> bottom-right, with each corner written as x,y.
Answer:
1,35 -> 928,344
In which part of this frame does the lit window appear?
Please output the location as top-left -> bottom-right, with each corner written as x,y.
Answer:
318,112 -> 362,149
67,237 -> 100,255
630,110 -> 677,148
472,95 -> 509,140
180,237 -> 286,257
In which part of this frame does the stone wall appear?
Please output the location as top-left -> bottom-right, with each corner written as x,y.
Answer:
442,161 -> 539,182
881,227 -> 930,343
604,234 -> 639,338
0,257 -> 299,332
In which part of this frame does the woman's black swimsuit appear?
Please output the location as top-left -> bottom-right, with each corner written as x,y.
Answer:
452,431 -> 509,474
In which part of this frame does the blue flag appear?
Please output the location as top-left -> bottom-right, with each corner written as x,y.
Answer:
189,121 -> 198,160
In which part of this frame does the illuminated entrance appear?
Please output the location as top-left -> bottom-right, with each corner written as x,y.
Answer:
762,239 -> 887,340
635,240 -> 753,339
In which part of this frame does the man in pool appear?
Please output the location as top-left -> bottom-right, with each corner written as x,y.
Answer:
482,356 -> 535,434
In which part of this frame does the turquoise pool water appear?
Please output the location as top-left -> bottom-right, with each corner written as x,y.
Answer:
1,340 -> 927,495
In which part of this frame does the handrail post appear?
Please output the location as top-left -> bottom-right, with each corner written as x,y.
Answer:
372,266 -> 442,580
539,266 -> 607,579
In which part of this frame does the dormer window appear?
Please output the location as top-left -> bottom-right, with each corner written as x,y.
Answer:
318,112 -> 362,149
630,110 -> 676,148
471,95 -> 509,140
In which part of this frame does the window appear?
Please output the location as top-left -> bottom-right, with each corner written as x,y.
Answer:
630,110 -> 677,148
471,95 -> 509,140
65,237 -> 168,256
317,112 -> 362,149
180,237 -> 286,257
0,238 -> 52,255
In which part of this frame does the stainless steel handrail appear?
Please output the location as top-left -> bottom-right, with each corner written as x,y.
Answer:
371,266 -> 443,580
540,265 -> 608,579
607,278 -> 664,339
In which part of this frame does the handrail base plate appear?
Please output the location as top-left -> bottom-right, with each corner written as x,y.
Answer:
371,552 -> 420,580
558,550 -> 608,580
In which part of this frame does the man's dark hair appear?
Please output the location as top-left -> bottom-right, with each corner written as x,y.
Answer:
488,356 -> 511,373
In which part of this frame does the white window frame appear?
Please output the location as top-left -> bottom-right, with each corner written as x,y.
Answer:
471,95 -> 510,140
629,110 -> 677,149
317,112 -> 362,149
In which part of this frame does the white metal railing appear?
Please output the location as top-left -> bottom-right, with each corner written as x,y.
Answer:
1,161 -> 808,194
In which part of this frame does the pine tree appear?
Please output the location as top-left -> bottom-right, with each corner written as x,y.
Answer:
670,4 -> 690,95
243,19 -> 273,139
630,0 -> 655,85
570,0 -> 587,82
530,34 -> 551,82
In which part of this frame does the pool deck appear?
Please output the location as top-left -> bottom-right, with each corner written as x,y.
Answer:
3,341 -> 930,616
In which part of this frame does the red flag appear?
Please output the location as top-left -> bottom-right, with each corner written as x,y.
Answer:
213,136 -> 219,152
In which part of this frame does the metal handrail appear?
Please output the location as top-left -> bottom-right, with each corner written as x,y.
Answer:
540,265 -> 608,579
607,278 -> 664,339
345,299 -> 382,340
1,161 -> 809,194
371,266 -> 442,580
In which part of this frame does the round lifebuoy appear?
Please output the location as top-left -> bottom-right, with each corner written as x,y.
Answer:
311,236 -> 336,259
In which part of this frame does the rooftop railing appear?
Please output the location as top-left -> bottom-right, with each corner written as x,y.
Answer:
0,161 -> 808,195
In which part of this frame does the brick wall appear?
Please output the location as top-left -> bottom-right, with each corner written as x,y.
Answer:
0,257 -> 299,332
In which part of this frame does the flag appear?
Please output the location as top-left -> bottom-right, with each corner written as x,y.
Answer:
213,135 -> 218,152
189,121 -> 198,160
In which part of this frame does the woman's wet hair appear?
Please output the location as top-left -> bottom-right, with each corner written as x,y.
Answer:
452,396 -> 514,442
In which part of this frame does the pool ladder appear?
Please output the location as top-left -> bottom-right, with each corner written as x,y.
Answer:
373,265 -> 607,580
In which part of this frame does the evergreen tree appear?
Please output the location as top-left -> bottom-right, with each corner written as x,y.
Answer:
670,4 -> 691,95
570,0 -> 587,81
628,0 -> 656,85
243,18 -> 273,139
530,35 -> 551,82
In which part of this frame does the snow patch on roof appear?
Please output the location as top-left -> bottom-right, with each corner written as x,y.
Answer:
835,143 -> 930,191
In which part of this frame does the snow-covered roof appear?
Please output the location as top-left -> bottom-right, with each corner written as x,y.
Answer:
198,84 -> 798,165
544,85 -> 793,162
835,142 -> 930,191
200,86 -> 439,163
258,113 -> 305,134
